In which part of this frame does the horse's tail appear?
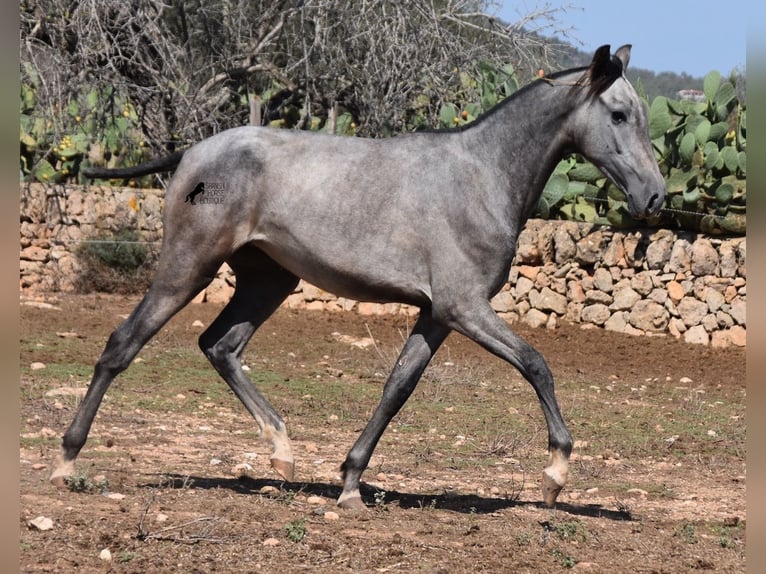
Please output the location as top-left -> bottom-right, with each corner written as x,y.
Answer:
82,149 -> 186,179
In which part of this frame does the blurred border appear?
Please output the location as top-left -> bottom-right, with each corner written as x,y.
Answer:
2,3 -> 21,572
746,17 -> 764,570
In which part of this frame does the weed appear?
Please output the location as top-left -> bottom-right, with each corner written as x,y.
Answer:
515,532 -> 532,547
614,498 -> 634,520
64,471 -> 108,494
373,490 -> 389,511
118,551 -> 136,563
74,228 -> 157,294
553,520 -> 588,542
276,488 -> 299,506
552,549 -> 577,569
285,517 -> 307,543
719,530 -> 734,548
675,521 -> 698,544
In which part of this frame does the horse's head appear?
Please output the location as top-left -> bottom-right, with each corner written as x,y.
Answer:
570,45 -> 666,218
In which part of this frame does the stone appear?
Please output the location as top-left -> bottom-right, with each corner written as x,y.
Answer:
690,238 -> 719,276
622,234 -> 643,268
648,288 -> 668,305
28,516 -> 54,531
536,287 -> 568,315
715,311 -> 734,329
566,280 -> 586,303
592,267 -> 613,293
628,300 -> 668,332
729,299 -> 746,326
705,288 -> 726,313
604,312 -> 628,333
711,331 -> 731,348
575,231 -> 603,266
584,290 -> 612,305
524,309 -> 548,328
610,287 -> 641,311
517,265 -> 539,281
602,235 -> 625,267
581,304 -> 611,326
729,325 -> 746,347
20,245 -> 47,262
631,271 -> 654,296
668,317 -> 686,338
701,314 -> 719,332
554,224 -> 577,262
666,281 -> 686,303
677,297 -> 709,328
719,241 -> 738,277
490,291 -> 513,313
645,230 -> 675,269
668,239 -> 691,273
684,325 -> 709,345
566,301 -> 584,323
514,276 -> 535,299
538,224 -> 555,263
515,227 -> 541,264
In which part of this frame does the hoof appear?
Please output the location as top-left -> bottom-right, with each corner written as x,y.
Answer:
50,455 -> 74,489
337,495 -> 367,511
49,473 -> 69,489
270,458 -> 295,482
541,469 -> 564,508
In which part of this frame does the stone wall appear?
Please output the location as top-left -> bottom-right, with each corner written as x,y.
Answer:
20,184 -> 163,291
20,183 -> 746,347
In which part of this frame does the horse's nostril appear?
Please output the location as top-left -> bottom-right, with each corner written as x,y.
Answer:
646,193 -> 660,214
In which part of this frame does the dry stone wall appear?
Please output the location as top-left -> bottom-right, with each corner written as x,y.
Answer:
20,184 -> 746,347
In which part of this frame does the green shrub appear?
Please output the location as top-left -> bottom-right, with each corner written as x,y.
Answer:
74,229 -> 157,294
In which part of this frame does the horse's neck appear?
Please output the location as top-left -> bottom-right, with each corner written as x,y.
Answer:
466,75 -> 582,219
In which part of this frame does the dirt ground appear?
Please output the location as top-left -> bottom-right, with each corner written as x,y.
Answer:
20,293 -> 746,573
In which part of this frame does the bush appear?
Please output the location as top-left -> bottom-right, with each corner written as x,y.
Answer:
74,228 -> 157,294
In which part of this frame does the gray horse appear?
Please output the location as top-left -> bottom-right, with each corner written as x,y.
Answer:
53,45 -> 665,509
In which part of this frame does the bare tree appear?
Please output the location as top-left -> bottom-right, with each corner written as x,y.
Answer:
20,0 -> 573,175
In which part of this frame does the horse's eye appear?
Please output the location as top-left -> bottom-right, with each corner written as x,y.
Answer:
611,111 -> 627,125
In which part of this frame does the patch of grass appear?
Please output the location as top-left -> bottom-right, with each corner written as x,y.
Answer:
118,551 -> 136,563
552,519 -> 589,543
675,521 -> 698,544
64,471 -> 108,494
373,490 -> 390,512
285,517 -> 307,543
515,531 -> 532,547
551,549 -> 578,569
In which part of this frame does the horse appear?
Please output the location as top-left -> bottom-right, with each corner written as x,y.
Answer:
52,45 -> 665,510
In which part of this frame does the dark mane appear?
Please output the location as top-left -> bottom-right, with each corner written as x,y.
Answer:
416,65 -> 591,135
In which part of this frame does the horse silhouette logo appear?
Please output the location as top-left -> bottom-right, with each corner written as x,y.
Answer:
185,182 -> 205,205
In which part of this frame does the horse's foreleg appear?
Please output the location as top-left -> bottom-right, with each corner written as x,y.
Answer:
198,261 -> 299,481
445,301 -> 573,507
51,283 -> 210,486
338,313 -> 450,510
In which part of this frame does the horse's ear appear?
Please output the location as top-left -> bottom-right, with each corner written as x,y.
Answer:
589,45 -> 612,80
586,44 -> 624,97
614,44 -> 632,71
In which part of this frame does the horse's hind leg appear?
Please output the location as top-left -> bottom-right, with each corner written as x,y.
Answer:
50,264 -> 218,486
198,252 -> 299,481
338,312 -> 451,509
